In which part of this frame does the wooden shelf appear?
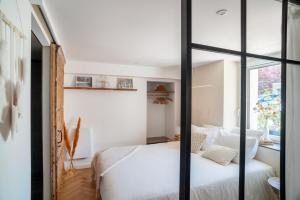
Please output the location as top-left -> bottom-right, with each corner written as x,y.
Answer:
64,87 -> 137,91
147,91 -> 174,94
147,91 -> 174,97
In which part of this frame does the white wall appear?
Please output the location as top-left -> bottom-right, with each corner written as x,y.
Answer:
65,77 -> 148,152
192,60 -> 240,128
65,60 -> 181,80
192,61 -> 224,126
0,0 -> 32,199
223,60 -> 241,128
64,61 -> 181,157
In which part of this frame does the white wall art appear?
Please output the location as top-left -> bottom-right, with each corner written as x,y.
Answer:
0,10 -> 25,138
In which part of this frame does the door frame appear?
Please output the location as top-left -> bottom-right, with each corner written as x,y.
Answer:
31,5 -> 55,200
50,44 -> 66,200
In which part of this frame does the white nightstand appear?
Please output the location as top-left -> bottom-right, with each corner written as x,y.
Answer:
268,177 -> 280,199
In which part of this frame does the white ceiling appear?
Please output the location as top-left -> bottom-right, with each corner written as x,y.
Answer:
43,0 -> 282,67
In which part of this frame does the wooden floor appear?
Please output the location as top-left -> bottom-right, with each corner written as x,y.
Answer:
59,168 -> 98,200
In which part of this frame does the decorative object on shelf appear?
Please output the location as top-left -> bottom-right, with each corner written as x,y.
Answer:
148,84 -> 173,104
65,74 -> 138,91
64,117 -> 81,176
117,78 -> 133,89
96,75 -> 110,88
75,76 -> 93,88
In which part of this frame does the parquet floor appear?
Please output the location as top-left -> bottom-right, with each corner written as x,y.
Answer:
59,168 -> 99,200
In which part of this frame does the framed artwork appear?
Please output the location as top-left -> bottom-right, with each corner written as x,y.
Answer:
75,76 -> 93,88
117,78 -> 133,89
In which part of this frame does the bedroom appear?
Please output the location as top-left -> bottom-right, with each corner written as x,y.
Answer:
0,0 -> 300,200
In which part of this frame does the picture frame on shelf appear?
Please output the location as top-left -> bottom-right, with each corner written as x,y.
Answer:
75,76 -> 93,88
117,78 -> 133,89
96,75 -> 110,88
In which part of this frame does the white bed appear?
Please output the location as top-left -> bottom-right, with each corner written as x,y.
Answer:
92,142 -> 275,200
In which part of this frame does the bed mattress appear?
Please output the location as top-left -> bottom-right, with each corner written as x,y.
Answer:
92,142 -> 275,200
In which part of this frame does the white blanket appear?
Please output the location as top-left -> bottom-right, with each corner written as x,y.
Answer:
92,142 -> 275,200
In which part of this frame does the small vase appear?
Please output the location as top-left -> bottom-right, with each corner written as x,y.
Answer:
263,126 -> 270,140
261,120 -> 273,144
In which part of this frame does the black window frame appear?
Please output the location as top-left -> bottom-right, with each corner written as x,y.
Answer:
180,0 -> 300,199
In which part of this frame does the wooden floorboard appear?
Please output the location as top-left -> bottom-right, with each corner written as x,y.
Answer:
59,168 -> 98,200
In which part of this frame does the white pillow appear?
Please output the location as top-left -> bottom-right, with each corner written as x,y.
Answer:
214,134 -> 257,163
189,125 -> 220,150
176,124 -> 202,135
191,124 -> 200,133
202,145 -> 238,166
229,128 -> 264,140
191,132 -> 207,153
224,128 -> 263,159
197,127 -> 220,150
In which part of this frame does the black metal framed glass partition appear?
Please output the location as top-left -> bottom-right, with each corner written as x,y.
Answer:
180,0 -> 300,199
245,57 -> 282,200
191,50 -> 241,199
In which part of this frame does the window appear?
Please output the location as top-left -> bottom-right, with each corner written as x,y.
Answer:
249,64 -> 281,142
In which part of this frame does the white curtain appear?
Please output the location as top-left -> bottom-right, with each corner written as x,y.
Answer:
286,4 -> 300,200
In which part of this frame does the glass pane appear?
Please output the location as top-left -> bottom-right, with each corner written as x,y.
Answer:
246,57 -> 281,200
192,0 -> 241,51
248,60 -> 281,138
191,50 -> 241,199
287,1 -> 300,62
247,0 -> 282,58
286,65 -> 300,199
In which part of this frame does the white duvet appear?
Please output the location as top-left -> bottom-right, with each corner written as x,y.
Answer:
92,142 -> 275,200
